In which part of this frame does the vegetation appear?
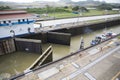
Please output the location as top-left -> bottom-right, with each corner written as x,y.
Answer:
97,3 -> 113,10
64,6 -> 69,9
118,36 -> 120,39
79,7 -> 89,12
0,3 -> 117,19
111,5 -> 120,9
26,6 -> 119,19
72,6 -> 79,11
0,6 -> 11,10
72,6 -> 89,12
27,7 -> 70,14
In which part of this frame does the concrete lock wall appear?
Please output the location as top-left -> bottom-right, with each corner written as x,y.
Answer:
84,19 -> 120,31
52,19 -> 120,36
18,31 -> 71,45
15,38 -> 42,54
47,32 -> 71,45
0,38 -> 16,55
15,19 -> 120,45
0,42 -> 4,55
19,32 -> 47,43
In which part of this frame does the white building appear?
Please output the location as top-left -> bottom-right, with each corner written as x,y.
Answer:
0,10 -> 36,39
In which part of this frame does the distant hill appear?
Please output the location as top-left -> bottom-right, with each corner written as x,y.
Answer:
0,1 -> 67,9
0,0 -> 120,9
60,0 -> 72,3
59,0 -> 105,7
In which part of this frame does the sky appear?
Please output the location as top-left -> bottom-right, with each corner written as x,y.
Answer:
0,0 -> 120,3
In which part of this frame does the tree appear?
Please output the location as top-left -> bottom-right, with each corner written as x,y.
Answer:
45,5 -> 50,13
0,6 -> 11,10
72,6 -> 79,11
97,3 -> 112,10
79,7 -> 89,12
64,6 -> 68,9
5,6 -> 10,9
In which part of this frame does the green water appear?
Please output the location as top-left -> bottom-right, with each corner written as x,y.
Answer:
42,25 -> 120,60
0,25 -> 120,78
0,52 -> 40,78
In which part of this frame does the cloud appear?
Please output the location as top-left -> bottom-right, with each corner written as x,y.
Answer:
0,0 -> 34,3
0,0 -> 120,3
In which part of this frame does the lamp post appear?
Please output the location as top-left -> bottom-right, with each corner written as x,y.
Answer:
54,6 -> 55,20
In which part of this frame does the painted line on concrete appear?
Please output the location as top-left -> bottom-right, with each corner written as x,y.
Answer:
113,51 -> 120,59
38,67 -> 59,79
113,55 -> 120,59
61,46 -> 120,80
71,62 -> 80,69
84,72 -> 96,80
112,71 -> 120,80
88,48 -> 100,55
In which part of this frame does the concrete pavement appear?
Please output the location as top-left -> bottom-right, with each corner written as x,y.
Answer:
62,45 -> 120,80
35,14 -> 120,27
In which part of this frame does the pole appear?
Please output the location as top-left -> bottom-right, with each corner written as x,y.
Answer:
79,37 -> 84,50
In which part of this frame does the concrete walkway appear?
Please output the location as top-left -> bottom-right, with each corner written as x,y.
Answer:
62,45 -> 120,80
35,14 -> 120,27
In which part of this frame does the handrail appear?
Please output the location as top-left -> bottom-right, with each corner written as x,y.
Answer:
26,45 -> 52,70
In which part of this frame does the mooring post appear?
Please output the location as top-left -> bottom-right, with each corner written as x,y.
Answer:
79,37 -> 84,50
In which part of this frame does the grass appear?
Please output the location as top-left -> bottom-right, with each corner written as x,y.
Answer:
26,8 -> 119,19
48,12 -> 78,18
118,36 -> 120,39
48,10 -> 119,19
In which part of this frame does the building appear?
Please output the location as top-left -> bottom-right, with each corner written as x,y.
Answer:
0,10 -> 36,39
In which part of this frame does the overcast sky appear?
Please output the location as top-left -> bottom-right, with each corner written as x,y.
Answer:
0,0 -> 120,3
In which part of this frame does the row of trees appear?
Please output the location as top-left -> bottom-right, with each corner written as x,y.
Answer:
0,6 -> 11,10
27,6 -> 70,14
71,3 -> 120,12
71,3 -> 120,13
27,5 -> 89,14
97,3 -> 113,10
72,6 -> 89,12
97,3 -> 120,10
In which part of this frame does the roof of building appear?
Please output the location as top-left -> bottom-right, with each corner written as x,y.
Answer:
0,10 -> 27,15
0,10 -> 36,20
0,14 -> 35,20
